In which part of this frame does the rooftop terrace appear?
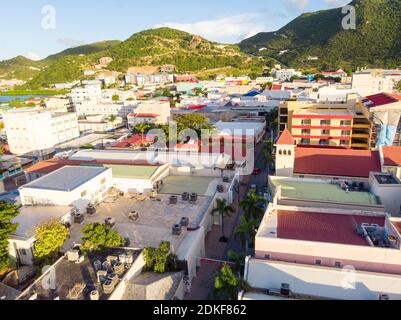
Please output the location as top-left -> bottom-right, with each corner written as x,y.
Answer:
271,178 -> 380,206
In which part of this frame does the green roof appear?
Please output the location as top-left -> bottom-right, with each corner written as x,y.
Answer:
272,180 -> 381,206
104,165 -> 159,179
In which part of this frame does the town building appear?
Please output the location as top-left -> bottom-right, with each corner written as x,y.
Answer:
274,69 -> 302,82
243,204 -> 401,300
3,108 -> 80,157
279,94 -> 372,149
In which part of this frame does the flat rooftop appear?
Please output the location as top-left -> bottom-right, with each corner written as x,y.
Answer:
21,166 -> 108,192
271,179 -> 380,206
64,193 -> 214,250
56,133 -> 111,149
104,164 -> 159,179
159,176 -> 218,196
259,209 -> 386,247
19,249 -> 139,300
12,206 -> 72,239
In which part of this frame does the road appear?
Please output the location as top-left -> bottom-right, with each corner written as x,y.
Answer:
185,135 -> 270,300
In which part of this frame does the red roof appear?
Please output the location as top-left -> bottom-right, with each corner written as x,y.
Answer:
277,210 -> 385,247
111,134 -> 157,148
128,113 -> 159,118
25,158 -> 160,175
276,129 -> 295,145
382,146 -> 401,167
363,93 -> 401,108
271,84 -> 282,91
294,147 -> 381,178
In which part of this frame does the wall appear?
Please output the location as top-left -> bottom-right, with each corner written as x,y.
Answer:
255,235 -> 401,275
245,258 -> 401,300
109,252 -> 146,300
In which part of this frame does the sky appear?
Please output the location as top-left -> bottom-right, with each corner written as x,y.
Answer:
0,0 -> 350,61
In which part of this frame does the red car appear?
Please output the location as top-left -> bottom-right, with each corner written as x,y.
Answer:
252,168 -> 262,176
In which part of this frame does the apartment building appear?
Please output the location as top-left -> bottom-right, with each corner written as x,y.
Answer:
127,100 -> 171,128
279,94 -> 372,149
243,204 -> 401,300
70,81 -> 102,103
125,73 -> 174,86
3,108 -> 79,157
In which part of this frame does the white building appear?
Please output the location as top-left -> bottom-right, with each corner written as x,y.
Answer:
274,69 -> 302,82
214,120 -> 266,144
71,81 -> 102,104
3,108 -> 80,156
19,166 -> 113,213
352,70 -> 394,97
127,101 -> 171,128
74,102 -> 136,117
78,115 -> 125,133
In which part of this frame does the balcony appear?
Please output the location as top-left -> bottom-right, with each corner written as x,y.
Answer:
353,124 -> 371,130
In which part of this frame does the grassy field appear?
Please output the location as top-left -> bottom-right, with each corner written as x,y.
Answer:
0,89 -> 70,96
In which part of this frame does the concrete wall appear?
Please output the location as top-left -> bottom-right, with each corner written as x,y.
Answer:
245,258 -> 401,300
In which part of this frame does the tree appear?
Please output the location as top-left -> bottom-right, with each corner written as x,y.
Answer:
81,223 -> 126,254
212,264 -> 239,300
134,122 -> 153,139
112,94 -> 120,101
0,202 -> 19,272
397,80 -> 401,93
262,139 -> 274,171
227,250 -> 245,276
239,191 -> 266,222
211,198 -> 234,243
142,241 -> 178,273
34,220 -> 69,261
212,264 -> 250,300
234,216 -> 258,254
108,115 -> 117,122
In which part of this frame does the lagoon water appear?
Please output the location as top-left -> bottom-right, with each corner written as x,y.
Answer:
0,95 -> 49,103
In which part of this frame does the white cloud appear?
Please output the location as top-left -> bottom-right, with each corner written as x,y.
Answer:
25,51 -> 41,61
154,13 -> 273,43
324,0 -> 351,6
57,37 -> 86,48
283,0 -> 311,13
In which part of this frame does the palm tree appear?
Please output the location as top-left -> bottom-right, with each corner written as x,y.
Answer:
239,191 -> 266,222
211,198 -> 234,243
234,216 -> 258,255
134,122 -> 151,139
227,250 -> 245,276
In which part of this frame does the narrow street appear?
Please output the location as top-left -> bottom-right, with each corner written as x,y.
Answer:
185,138 -> 269,300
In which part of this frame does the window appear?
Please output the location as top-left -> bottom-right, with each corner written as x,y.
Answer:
319,139 -> 329,146
315,260 -> 322,266
341,130 -> 351,136
81,190 -> 87,197
288,150 -> 292,156
279,150 -> 282,155
283,150 -> 287,156
301,119 -> 311,126
321,129 -> 330,135
340,120 -> 352,126
301,129 -> 311,135
340,140 -> 349,146
19,248 -> 27,256
101,178 -> 106,184
334,261 -> 342,268
300,138 -> 310,144
320,119 -> 331,126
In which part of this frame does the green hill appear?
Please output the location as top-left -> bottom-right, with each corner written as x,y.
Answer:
240,0 -> 401,70
2,28 -> 263,89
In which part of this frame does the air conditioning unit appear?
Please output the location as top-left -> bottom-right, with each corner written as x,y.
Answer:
181,217 -> 190,227
223,176 -> 230,183
182,192 -> 189,201
172,224 -> 182,236
280,283 -> 290,297
190,193 -> 198,202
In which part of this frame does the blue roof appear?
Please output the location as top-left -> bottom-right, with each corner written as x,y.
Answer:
242,90 -> 261,97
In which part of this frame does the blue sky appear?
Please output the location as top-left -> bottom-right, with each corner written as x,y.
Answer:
0,0 -> 350,61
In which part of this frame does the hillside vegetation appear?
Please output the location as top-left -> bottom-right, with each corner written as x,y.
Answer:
1,28 -> 263,89
240,0 -> 401,70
